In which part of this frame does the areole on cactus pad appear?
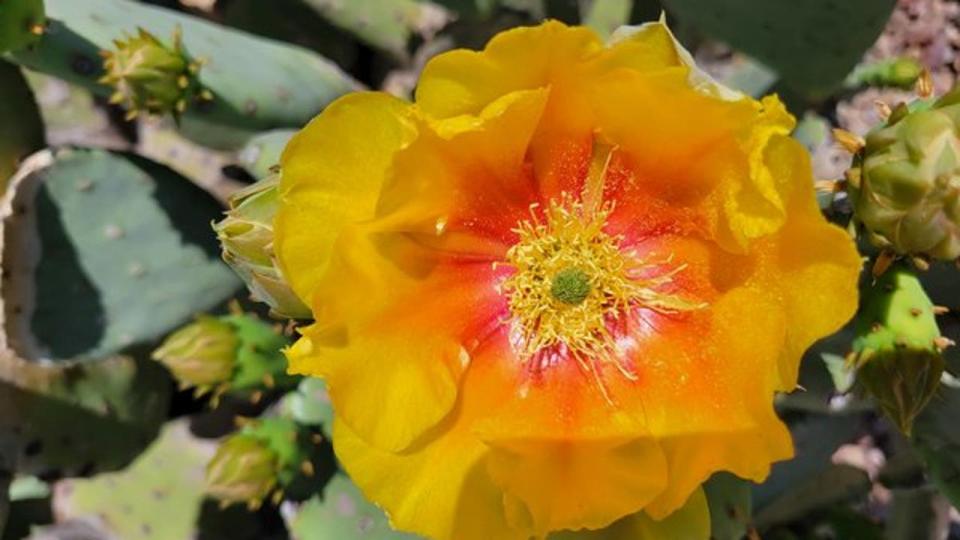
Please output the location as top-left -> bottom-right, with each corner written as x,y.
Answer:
272,19 -> 862,540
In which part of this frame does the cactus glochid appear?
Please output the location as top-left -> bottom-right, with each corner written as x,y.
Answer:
99,26 -> 212,120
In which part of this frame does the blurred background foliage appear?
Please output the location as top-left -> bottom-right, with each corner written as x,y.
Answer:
1,0 -> 960,538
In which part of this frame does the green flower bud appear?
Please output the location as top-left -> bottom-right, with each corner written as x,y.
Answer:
848,90 -> 960,261
152,312 -> 297,399
214,175 -> 311,319
98,26 -> 211,119
205,433 -> 279,507
847,57 -> 924,89
152,316 -> 236,388
851,265 -> 949,434
205,418 -> 318,509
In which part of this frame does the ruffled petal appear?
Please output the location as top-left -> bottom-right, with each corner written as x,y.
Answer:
275,92 -> 416,304
416,21 -> 601,119
756,135 -> 863,389
471,333 -> 667,534
332,342 -> 528,540
550,487 -> 710,540
288,224 -> 501,452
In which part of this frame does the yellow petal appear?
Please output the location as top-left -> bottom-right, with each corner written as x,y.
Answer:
550,488 -> 710,540
286,223 -> 499,452
332,351 -> 527,540
488,437 -> 667,534
761,137 -> 863,389
275,92 -> 416,305
416,21 -> 601,119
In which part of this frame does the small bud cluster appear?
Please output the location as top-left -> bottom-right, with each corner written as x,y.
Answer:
214,174 -> 311,319
152,309 -> 299,404
205,417 -> 323,510
99,26 -> 213,120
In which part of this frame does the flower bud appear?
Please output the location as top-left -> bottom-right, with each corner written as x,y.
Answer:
215,175 -> 311,319
851,265 -> 949,434
848,89 -> 960,261
848,57 -> 924,89
205,433 -> 278,507
152,316 -> 236,388
99,27 -> 210,119
205,418 -> 318,509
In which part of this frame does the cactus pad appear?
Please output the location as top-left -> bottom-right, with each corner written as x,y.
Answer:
52,420 -> 218,540
2,148 -> 240,362
659,0 -> 897,97
0,0 -> 45,54
289,474 -> 418,539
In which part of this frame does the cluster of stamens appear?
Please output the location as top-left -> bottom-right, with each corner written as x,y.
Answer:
500,194 -> 704,387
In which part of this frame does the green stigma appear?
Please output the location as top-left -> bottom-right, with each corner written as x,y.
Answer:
550,267 -> 591,305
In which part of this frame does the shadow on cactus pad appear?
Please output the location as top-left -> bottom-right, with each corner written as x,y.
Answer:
1,148 -> 241,363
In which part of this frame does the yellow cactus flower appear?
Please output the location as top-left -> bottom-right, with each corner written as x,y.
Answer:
275,20 -> 862,539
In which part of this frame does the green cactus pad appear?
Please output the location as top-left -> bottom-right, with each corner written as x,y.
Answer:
912,384 -> 960,509
53,420 -> 218,540
659,0 -> 897,97
236,129 -> 295,180
2,148 -> 240,362
0,351 -> 171,478
301,0 -> 452,60
0,63 -> 44,195
290,474 -> 418,539
580,0 -> 631,40
7,0 -> 360,148
0,0 -> 45,54
281,377 -> 334,438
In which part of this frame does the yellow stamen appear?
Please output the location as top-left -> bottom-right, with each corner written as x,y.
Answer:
501,194 -> 705,386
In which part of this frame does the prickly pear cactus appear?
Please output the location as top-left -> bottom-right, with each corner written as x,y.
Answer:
912,384 -> 960,510
0,0 -> 45,54
51,420 -> 218,540
850,265 -> 949,434
300,0 -> 451,60
0,350 -> 171,479
8,0 -> 361,147
0,62 -> 44,195
280,378 -> 334,438
289,474 -> 418,540
847,91 -> 960,262
236,129 -> 296,180
659,0 -> 897,96
2,148 -> 240,362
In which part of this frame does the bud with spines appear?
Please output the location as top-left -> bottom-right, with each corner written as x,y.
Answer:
845,86 -> 960,263
152,311 -> 299,402
214,174 -> 311,319
98,26 -> 212,120
846,57 -> 924,90
849,264 -> 951,434
204,417 -> 320,510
